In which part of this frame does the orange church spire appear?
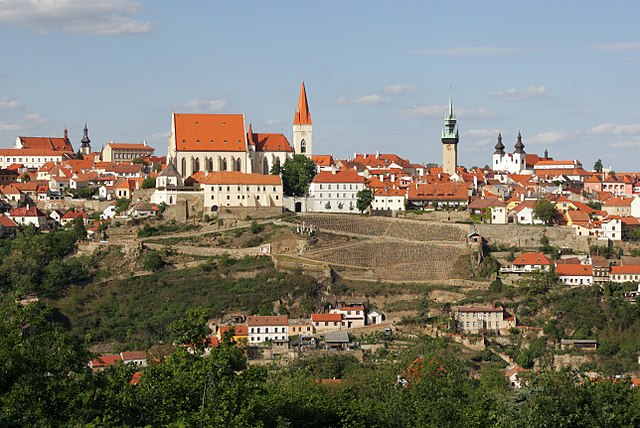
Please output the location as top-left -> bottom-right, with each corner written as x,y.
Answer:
293,81 -> 312,125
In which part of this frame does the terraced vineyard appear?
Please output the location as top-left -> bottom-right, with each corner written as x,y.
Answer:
298,214 -> 467,242
306,241 -> 465,281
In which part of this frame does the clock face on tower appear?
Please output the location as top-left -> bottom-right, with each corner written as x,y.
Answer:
446,145 -> 453,151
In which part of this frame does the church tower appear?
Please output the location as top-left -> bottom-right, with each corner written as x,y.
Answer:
513,130 -> 526,172
293,81 -> 312,157
80,123 -> 92,156
492,132 -> 505,169
441,97 -> 459,175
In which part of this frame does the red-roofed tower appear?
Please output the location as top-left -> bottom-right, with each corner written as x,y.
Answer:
293,81 -> 312,157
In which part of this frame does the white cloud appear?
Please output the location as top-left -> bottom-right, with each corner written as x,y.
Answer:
264,118 -> 282,126
586,123 -> 640,136
610,138 -> 640,149
184,98 -> 228,112
336,94 -> 386,106
588,42 -> 640,51
384,84 -> 418,94
0,0 -> 151,35
408,46 -> 541,56
490,86 -> 547,101
400,104 -> 496,120
0,112 -> 48,132
527,132 -> 567,146
0,97 -> 25,110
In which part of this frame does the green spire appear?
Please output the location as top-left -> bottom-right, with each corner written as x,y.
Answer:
441,97 -> 458,140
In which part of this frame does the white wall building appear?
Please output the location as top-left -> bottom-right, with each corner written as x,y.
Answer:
308,169 -> 366,213
191,171 -> 283,210
247,315 -> 289,344
372,187 -> 406,211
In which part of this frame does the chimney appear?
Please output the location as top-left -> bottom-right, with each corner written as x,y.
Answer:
376,150 -> 380,159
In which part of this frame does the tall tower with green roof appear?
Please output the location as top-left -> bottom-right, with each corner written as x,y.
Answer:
441,97 -> 459,175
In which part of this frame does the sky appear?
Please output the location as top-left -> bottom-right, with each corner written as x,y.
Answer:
0,1 -> 639,171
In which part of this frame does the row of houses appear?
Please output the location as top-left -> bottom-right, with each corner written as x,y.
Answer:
501,251 -> 640,286
210,305 -> 386,349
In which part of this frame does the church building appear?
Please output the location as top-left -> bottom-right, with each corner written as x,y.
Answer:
492,131 -> 532,174
167,82 -> 312,179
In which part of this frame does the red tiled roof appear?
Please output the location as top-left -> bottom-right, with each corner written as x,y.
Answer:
174,113 -> 247,152
374,187 -> 406,197
219,325 -> 249,336
556,264 -> 593,276
610,265 -> 640,275
251,133 -> 294,152
247,315 -> 288,326
10,206 -> 46,217
90,354 -> 121,368
107,143 -> 154,151
407,182 -> 468,201
603,197 -> 633,207
62,211 -> 86,220
120,351 -> 147,361
312,155 -> 334,167
0,215 -> 18,228
311,313 -> 343,322
513,252 -> 552,266
312,169 -> 365,184
336,305 -> 365,312
18,136 -> 74,152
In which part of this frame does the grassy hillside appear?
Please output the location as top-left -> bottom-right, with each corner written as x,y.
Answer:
50,255 -> 324,349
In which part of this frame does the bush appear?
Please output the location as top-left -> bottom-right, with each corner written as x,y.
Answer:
143,250 -> 166,272
250,220 -> 264,234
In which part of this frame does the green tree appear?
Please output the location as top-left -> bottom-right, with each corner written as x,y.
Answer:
489,277 -> 503,293
168,307 -> 210,354
115,198 -> 131,214
533,199 -> 558,225
280,154 -> 316,196
143,250 -> 166,271
593,158 -> 603,173
356,188 -> 374,213
72,216 -> 86,241
142,177 -> 156,189
75,149 -> 83,160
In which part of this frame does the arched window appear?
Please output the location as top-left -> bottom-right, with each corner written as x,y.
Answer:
194,158 -> 200,172
181,158 -> 187,177
275,157 -> 281,169
235,158 -> 241,172
263,158 -> 269,175
300,139 -> 306,154
208,158 -> 214,171
222,158 -> 228,171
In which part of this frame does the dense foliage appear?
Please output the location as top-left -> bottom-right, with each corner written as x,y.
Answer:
2,301 -> 640,427
279,154 -> 317,196
0,227 -> 91,297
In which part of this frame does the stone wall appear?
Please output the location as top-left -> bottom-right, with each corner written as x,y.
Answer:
217,206 -> 283,220
474,224 -> 590,252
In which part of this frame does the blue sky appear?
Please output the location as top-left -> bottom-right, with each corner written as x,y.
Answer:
1,1 -> 639,171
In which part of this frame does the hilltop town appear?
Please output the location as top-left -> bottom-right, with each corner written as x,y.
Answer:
2,82 -> 640,425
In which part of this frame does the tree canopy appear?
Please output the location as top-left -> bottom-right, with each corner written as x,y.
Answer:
279,154 -> 316,197
356,188 -> 374,213
533,199 -> 558,225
